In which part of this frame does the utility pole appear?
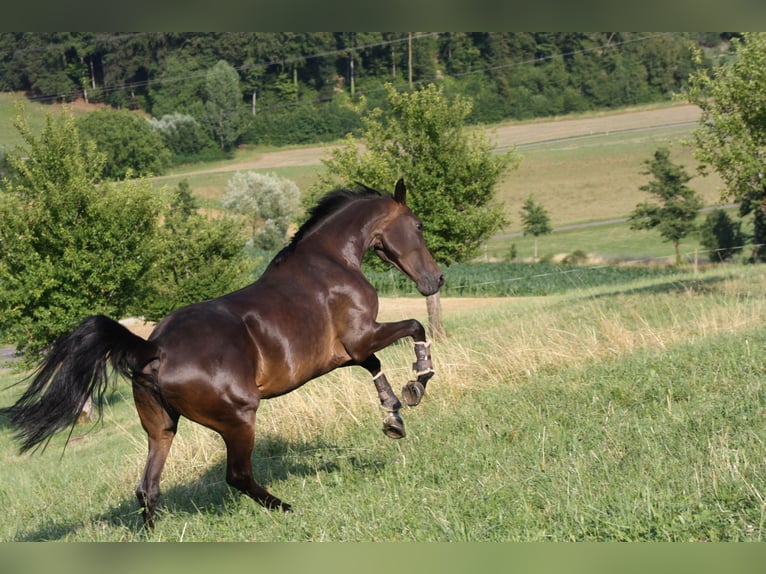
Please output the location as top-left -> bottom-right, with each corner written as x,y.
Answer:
408,32 -> 413,89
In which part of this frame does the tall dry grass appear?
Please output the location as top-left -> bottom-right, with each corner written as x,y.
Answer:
167,265 -> 766,462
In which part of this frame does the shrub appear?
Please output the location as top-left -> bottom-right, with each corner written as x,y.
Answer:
698,209 -> 746,262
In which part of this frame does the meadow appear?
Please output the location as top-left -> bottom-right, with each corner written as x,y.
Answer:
1,263 -> 765,541
1,96 -> 764,542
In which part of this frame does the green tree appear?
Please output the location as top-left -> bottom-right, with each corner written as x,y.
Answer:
139,180 -> 255,319
0,107 -> 160,359
687,32 -> 766,261
312,83 -> 518,265
203,60 -> 245,151
76,108 -> 171,179
222,171 -> 301,250
311,82 -> 517,339
520,194 -> 552,261
698,209 -> 745,262
629,147 -> 703,264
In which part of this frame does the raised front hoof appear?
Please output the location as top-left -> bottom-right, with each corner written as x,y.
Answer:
382,412 -> 406,439
402,380 -> 425,407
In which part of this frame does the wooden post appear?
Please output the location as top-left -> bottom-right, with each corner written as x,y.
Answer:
426,292 -> 446,340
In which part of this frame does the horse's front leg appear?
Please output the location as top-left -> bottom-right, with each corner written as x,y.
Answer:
359,355 -> 406,439
401,339 -> 435,407
351,318 -> 436,437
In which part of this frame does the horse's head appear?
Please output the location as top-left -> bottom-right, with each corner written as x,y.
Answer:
372,179 -> 444,296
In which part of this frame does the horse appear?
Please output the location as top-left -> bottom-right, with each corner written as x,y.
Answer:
0,179 -> 443,528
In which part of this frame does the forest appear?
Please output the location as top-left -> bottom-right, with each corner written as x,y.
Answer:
0,32 -> 733,149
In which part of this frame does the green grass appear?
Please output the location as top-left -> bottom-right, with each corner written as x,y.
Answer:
2,264 -> 765,541
367,261 -> 698,297
0,92 -> 93,153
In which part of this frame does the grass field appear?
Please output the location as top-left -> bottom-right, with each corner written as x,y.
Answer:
2,264 -> 765,541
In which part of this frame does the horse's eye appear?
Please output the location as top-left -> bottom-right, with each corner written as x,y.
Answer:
416,221 -> 423,232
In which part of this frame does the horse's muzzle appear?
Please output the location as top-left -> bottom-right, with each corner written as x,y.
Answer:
418,273 -> 444,296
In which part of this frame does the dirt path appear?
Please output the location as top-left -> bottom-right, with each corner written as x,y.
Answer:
188,104 -> 702,175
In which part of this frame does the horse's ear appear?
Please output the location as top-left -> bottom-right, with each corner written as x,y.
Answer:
394,178 -> 407,205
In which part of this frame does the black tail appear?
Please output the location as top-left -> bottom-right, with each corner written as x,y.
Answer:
0,315 -> 156,453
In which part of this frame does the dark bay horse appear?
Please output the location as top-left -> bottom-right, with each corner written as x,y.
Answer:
0,179 -> 443,528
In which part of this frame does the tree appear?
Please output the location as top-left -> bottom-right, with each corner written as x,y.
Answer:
312,83 -> 517,264
520,194 -> 552,261
76,108 -> 171,179
0,107 -> 160,360
629,147 -> 703,264
222,171 -> 301,250
139,180 -> 255,319
698,209 -> 745,262
687,32 -> 766,261
311,82 -> 518,338
203,60 -> 245,151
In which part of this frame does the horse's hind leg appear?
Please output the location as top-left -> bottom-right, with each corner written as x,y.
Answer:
133,381 -> 179,529
218,411 -> 292,512
360,355 -> 406,439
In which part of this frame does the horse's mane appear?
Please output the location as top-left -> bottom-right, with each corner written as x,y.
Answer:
272,185 -> 384,264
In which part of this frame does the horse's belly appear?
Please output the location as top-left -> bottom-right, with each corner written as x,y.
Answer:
255,346 -> 350,400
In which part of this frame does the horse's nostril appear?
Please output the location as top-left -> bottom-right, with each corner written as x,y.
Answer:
438,274 -> 445,286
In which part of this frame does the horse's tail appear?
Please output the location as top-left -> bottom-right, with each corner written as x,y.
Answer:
0,314 -> 157,453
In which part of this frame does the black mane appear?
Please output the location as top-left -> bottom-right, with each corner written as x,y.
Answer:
272,185 -> 384,264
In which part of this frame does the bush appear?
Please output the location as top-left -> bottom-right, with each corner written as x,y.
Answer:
242,101 -> 361,146
76,108 -> 171,179
148,113 -> 220,165
0,110 -> 161,359
699,209 -> 746,262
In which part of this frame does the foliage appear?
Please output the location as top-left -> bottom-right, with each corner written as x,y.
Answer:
698,209 -> 746,262
147,53 -> 208,118
0,107 -> 160,358
76,108 -> 171,179
687,32 -> 766,261
243,100 -> 362,146
138,180 -> 255,320
312,83 -> 518,264
148,113 -> 221,165
520,195 -> 552,237
0,33 -> 718,137
222,171 -> 301,250
202,60 -> 245,151
629,148 -> 703,264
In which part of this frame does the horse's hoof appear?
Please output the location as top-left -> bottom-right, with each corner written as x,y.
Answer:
402,381 -> 425,407
382,412 -> 406,439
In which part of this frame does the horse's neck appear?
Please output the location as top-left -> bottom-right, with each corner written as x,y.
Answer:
309,202 -> 385,268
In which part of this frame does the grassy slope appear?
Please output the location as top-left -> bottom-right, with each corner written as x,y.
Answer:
1,264 -> 764,541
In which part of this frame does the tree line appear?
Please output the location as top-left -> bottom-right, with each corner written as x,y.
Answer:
0,32 -> 732,149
